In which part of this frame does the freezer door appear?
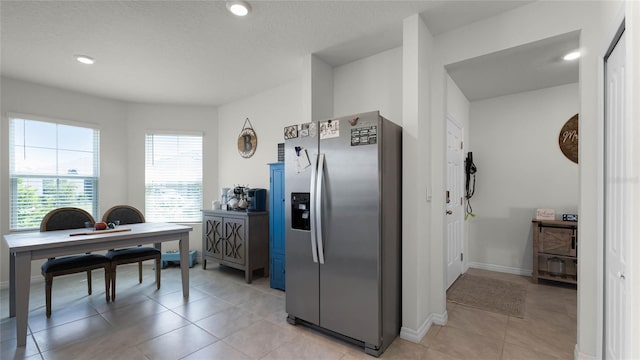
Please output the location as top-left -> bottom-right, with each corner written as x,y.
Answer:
318,112 -> 381,346
284,122 -> 320,325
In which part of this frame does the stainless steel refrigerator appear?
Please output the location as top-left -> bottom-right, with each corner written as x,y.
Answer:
284,111 -> 401,357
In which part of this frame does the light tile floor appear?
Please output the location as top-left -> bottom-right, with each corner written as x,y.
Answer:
0,264 -> 576,359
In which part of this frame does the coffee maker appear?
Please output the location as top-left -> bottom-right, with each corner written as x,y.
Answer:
246,188 -> 267,212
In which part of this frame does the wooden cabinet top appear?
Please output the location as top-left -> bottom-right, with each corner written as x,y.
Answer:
531,218 -> 577,228
202,209 -> 268,217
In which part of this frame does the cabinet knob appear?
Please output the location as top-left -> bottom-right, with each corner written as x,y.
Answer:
618,272 -> 626,280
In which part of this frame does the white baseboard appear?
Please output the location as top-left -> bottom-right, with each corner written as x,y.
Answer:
467,262 -> 531,276
574,344 -> 596,360
0,275 -> 43,290
400,310 -> 448,343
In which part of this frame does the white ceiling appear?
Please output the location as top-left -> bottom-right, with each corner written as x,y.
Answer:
1,0 -> 566,107
446,31 -> 580,101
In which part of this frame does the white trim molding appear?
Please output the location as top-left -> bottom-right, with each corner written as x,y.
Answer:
400,310 -> 448,343
575,344 -> 596,360
468,262 -> 531,277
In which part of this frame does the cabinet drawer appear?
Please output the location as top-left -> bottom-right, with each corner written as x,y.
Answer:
539,226 -> 576,256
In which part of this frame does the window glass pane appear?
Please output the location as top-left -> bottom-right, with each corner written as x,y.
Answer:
58,150 -> 96,176
25,119 -> 56,148
58,124 -> 95,151
13,147 -> 57,175
13,177 -> 51,229
12,119 -> 25,146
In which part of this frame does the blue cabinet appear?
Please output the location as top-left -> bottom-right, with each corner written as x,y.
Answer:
269,162 -> 285,290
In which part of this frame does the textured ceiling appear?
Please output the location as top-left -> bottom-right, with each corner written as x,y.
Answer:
1,1 -> 540,106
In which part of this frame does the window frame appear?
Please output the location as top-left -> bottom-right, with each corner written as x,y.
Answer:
144,131 -> 203,223
8,113 -> 100,231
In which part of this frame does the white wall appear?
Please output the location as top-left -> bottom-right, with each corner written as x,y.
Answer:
446,75 -> 470,131
303,55 -> 334,122
333,47 -> 403,123
216,46 -> 404,200
401,14 -> 447,342
467,83 -> 579,273
217,80 -> 303,193
0,76 -> 128,285
125,102 -> 218,252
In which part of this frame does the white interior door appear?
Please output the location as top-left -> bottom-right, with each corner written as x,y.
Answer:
446,117 -> 464,289
604,28 -> 630,360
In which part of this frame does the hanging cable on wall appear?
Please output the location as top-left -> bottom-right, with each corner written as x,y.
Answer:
465,152 -> 477,220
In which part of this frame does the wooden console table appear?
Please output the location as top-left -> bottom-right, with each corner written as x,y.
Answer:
532,219 -> 578,284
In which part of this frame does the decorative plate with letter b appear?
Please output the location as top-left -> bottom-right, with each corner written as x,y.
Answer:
238,117 -> 257,158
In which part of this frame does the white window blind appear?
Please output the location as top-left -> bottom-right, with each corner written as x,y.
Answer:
9,116 -> 100,230
145,133 -> 202,222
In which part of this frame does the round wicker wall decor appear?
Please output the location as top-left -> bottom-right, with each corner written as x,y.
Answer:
237,118 -> 257,158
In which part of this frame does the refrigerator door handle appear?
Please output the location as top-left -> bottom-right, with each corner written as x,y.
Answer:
316,153 -> 326,264
309,153 -> 319,263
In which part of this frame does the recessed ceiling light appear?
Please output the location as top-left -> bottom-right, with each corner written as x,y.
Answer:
563,51 -> 581,61
226,1 -> 251,16
75,55 -> 95,65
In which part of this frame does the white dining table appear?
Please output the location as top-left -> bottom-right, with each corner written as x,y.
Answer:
3,222 -> 192,347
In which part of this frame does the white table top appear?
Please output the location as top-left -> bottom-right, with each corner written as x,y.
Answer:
4,222 -> 192,253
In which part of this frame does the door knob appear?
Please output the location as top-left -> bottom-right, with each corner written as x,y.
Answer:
446,210 -> 453,215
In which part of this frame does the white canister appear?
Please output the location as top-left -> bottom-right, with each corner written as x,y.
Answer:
212,200 -> 221,209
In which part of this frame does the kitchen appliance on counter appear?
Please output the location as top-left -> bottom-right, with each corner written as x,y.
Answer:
222,185 -> 249,210
284,111 -> 401,357
246,188 -> 267,212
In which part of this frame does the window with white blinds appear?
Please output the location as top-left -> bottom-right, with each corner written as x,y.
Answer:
9,116 -> 100,230
145,133 -> 202,222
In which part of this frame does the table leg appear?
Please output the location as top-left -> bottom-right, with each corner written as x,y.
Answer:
179,232 -> 190,298
15,252 -> 31,347
10,252 -> 15,317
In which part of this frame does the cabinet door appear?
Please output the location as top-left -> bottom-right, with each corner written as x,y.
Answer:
270,255 -> 285,290
223,217 -> 246,265
270,163 -> 286,290
539,226 -> 576,256
204,215 -> 223,260
270,164 -> 285,256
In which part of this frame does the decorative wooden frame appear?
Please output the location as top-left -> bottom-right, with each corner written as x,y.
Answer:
238,117 -> 257,158
559,113 -> 578,163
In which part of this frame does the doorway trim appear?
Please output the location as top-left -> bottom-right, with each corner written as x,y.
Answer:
445,113 -> 465,289
602,18 -> 629,360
